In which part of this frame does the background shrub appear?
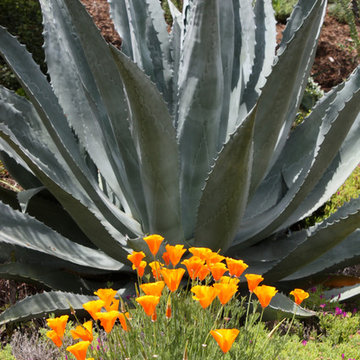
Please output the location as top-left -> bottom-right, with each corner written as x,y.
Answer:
0,0 -> 44,93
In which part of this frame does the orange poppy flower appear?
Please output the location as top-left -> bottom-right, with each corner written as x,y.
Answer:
46,315 -> 69,338
225,258 -> 248,277
188,247 -> 212,260
82,299 -> 105,320
118,312 -> 130,331
209,262 -> 228,281
165,244 -> 187,267
290,288 -> 310,305
245,274 -> 264,292
191,285 -> 220,309
149,261 -> 163,280
162,251 -> 171,266
105,298 -> 119,312
253,285 -> 278,308
160,268 -> 186,292
136,295 -> 160,316
151,311 -> 157,322
205,252 -> 225,266
96,310 -> 120,333
181,256 -> 204,279
66,340 -> 91,360
70,320 -> 93,342
220,276 -> 240,285
213,283 -> 238,305
210,329 -> 239,354
94,288 -> 117,309
46,330 -> 62,347
127,251 -> 146,268
166,296 -> 172,319
140,281 -> 165,297
133,260 -> 147,278
143,234 -> 164,256
197,264 -> 211,281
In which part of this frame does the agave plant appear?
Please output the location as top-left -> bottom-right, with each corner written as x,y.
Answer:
0,0 -> 359,324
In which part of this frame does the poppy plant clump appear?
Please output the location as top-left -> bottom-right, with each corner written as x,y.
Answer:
45,234 -> 312,358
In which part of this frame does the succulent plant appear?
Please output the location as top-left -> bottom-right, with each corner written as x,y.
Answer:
0,0 -> 359,324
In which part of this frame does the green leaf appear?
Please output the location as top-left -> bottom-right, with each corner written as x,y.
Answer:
54,0 -> 148,227
195,108 -> 255,252
264,292 -> 317,320
0,200 -> 128,271
176,0 -> 224,239
324,284 -> 360,303
0,263 -> 95,293
263,196 -> 360,282
110,47 -> 184,245
0,291 -> 97,325
249,0 -> 326,195
234,67 -> 360,248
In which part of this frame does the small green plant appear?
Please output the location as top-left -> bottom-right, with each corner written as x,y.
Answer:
0,0 -> 44,92
0,345 -> 15,360
272,0 -> 298,23
329,0 -> 360,57
318,309 -> 360,345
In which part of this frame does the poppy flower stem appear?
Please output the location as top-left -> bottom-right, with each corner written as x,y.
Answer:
249,307 -> 265,360
245,292 -> 253,331
202,304 -> 225,348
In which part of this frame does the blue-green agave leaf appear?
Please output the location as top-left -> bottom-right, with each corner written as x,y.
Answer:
110,47 -> 184,245
194,108 -> 255,251
0,200 -> 129,271
56,0 -> 148,227
40,0 -> 140,216
324,284 -> 360,303
0,263 -> 96,293
234,67 -> 360,248
265,292 -> 317,320
249,0 -> 326,195
0,291 -> 98,325
283,229 -> 360,281
177,0 -> 224,239
227,0 -> 256,135
0,76 -> 141,260
236,0 -> 276,131
263,196 -> 360,282
109,0 -> 172,104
